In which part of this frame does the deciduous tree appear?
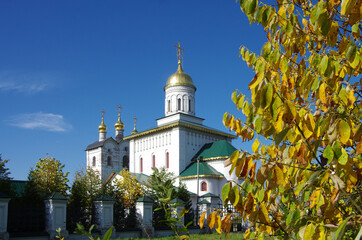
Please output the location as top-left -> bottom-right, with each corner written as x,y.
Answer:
204,0 -> 361,239
28,155 -> 69,197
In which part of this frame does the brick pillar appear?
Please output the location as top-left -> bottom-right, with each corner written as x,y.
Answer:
135,196 -> 154,238
44,193 -> 68,240
93,195 -> 115,235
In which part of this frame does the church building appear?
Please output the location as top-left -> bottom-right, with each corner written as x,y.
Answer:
85,44 -> 237,200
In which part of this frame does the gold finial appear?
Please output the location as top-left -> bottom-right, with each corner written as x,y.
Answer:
131,116 -> 138,135
175,41 -> 184,67
98,109 -> 107,133
115,104 -> 124,130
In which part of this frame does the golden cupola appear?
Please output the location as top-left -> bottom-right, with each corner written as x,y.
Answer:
114,113 -> 124,131
98,110 -> 107,133
164,61 -> 196,91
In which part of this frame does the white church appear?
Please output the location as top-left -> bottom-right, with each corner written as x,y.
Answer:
85,45 -> 237,201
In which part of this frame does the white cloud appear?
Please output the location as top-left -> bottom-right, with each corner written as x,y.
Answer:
0,71 -> 51,94
7,112 -> 72,132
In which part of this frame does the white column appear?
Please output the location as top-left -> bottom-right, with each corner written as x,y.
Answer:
94,195 -> 115,234
44,193 -> 68,239
135,196 -> 154,238
0,195 -> 10,240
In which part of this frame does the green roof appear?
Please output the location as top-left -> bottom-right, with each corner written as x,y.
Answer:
197,199 -> 210,205
10,180 -> 27,198
179,161 -> 223,178
45,192 -> 68,200
132,173 -> 149,185
200,193 -> 219,198
94,194 -> 115,202
194,140 -> 237,160
136,196 -> 154,203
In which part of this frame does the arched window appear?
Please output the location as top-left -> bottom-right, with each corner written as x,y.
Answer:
107,156 -> 112,166
178,99 -> 181,111
123,155 -> 129,169
201,182 -> 207,191
92,156 -> 96,167
166,152 -> 169,168
168,100 -> 171,112
189,99 -> 191,112
152,155 -> 156,168
140,158 -> 143,173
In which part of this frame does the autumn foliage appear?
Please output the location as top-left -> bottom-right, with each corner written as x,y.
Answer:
201,0 -> 361,239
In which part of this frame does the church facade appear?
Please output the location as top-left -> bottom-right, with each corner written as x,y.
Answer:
86,47 -> 237,200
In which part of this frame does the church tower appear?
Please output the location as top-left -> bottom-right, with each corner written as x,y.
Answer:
164,42 -> 196,116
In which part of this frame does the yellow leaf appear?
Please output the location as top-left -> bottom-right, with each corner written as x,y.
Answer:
252,138 -> 260,153
338,120 -> 350,144
304,223 -> 316,240
319,83 -> 327,104
274,165 -> 286,186
302,18 -> 308,28
356,141 -> 362,154
199,211 -> 207,229
215,215 -> 222,234
258,202 -> 270,224
207,211 -> 216,229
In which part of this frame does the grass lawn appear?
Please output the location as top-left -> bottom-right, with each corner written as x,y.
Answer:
118,232 -> 244,240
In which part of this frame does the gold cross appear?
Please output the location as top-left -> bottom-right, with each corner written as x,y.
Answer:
117,104 -> 122,114
101,109 -> 105,118
175,41 -> 184,63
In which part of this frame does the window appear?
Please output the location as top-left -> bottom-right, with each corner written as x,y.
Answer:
201,182 -> 207,191
166,152 -> 169,168
178,99 -> 181,111
123,155 -> 129,169
152,155 -> 156,168
92,156 -> 96,167
140,158 -> 143,173
168,100 -> 171,112
124,147 -> 128,151
107,156 -> 112,166
189,99 -> 191,112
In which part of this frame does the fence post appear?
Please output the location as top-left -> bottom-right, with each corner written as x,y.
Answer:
0,192 -> 10,240
135,196 -> 154,238
93,195 -> 115,235
171,198 -> 185,226
197,199 -> 210,229
44,193 -> 68,240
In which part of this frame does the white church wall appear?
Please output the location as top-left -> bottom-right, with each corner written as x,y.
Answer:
165,85 -> 195,116
87,148 -> 102,173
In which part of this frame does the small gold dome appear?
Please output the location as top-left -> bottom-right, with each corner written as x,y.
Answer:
114,119 -> 124,131
98,122 -> 107,133
165,62 -> 196,91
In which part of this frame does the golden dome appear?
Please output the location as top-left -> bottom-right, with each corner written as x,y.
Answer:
98,122 -> 107,133
114,114 -> 124,131
165,61 -> 196,91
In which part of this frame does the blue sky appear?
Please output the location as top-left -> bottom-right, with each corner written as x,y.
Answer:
0,0 -> 266,182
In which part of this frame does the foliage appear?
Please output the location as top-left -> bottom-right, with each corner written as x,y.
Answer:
74,223 -> 114,240
69,168 -> 103,207
67,168 -> 103,231
0,154 -> 13,196
112,169 -> 145,207
28,155 -> 69,197
203,0 -> 362,239
147,167 -> 193,239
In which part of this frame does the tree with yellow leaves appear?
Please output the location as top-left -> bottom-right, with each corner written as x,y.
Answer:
113,169 -> 145,207
202,0 -> 361,239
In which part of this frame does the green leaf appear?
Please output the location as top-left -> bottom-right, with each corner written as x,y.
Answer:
102,226 -> 114,240
275,127 -> 290,146
332,216 -> 351,240
255,117 -> 262,133
231,91 -> 238,104
264,83 -> 273,109
323,145 -> 334,163
221,182 -> 231,201
320,55 -> 329,75
346,42 -> 357,62
338,147 -> 348,165
247,0 -> 257,14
